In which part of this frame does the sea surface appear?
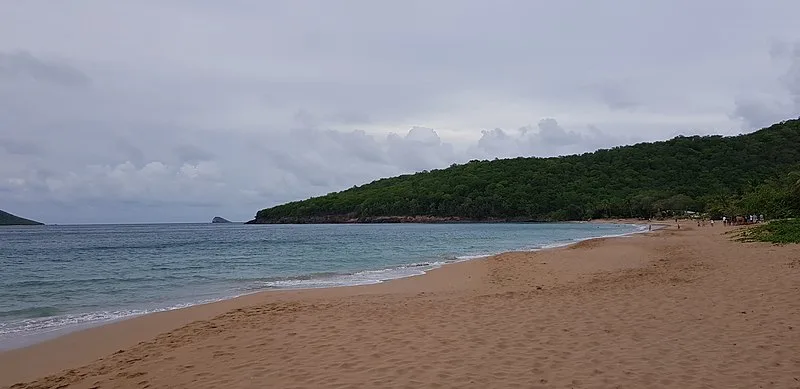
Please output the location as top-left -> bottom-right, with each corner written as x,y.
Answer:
0,222 -> 644,350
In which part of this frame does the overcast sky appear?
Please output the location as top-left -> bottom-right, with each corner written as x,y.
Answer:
1,1 -> 799,224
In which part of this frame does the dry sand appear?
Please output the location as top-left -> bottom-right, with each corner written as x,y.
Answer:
1,224 -> 798,388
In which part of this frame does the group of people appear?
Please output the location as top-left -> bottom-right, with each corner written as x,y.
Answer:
721,214 -> 764,226
663,214 -> 766,230
669,214 -> 766,229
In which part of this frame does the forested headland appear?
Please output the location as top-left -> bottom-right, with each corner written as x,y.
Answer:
0,210 -> 43,226
249,119 -> 800,224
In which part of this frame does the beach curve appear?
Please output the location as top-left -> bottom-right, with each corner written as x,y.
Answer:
2,223 -> 798,388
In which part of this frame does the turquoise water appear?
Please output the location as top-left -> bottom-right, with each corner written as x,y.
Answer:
0,222 -> 644,349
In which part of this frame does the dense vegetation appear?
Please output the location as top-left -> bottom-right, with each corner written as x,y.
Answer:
251,119 -> 800,223
737,219 -> 800,244
0,210 -> 43,226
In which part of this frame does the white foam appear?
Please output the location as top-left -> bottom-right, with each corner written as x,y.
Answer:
257,265 -> 434,289
0,297 -> 232,350
454,254 -> 493,260
494,223 -> 651,252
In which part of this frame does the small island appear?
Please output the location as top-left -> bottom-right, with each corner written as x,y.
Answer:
212,216 -> 232,223
0,209 -> 43,226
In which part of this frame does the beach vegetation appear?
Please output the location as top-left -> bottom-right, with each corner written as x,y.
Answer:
737,218 -> 800,244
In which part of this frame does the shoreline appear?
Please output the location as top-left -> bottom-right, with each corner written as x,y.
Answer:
0,222 -> 648,385
246,216 -> 658,224
0,221 -> 647,354
7,221 -> 793,388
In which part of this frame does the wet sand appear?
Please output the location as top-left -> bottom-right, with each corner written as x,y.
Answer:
2,224 -> 798,388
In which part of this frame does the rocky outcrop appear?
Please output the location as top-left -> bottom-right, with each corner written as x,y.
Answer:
211,217 -> 231,223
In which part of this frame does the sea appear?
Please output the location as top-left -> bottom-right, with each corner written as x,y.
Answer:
0,222 -> 645,350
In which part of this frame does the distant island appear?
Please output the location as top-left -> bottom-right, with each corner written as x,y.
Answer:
248,118 -> 800,224
212,217 -> 232,223
0,210 -> 43,226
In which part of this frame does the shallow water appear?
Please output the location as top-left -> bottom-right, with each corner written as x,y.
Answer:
0,222 -> 643,349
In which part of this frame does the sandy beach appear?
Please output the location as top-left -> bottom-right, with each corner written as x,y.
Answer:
2,223 -> 798,388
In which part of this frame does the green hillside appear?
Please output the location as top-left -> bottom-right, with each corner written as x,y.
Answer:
0,209 -> 43,226
250,119 -> 800,223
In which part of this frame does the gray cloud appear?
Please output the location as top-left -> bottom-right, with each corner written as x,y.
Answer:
473,119 -> 628,159
0,138 -> 41,155
0,1 -> 799,223
0,50 -> 90,87
114,139 -> 145,167
780,47 -> 800,103
731,40 -> 800,128
731,96 -> 789,130
589,81 -> 640,111
535,119 -> 584,147
174,144 -> 215,165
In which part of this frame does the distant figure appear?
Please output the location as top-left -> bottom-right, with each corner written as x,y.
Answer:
722,216 -> 727,226
648,224 -> 652,231
710,219 -> 714,227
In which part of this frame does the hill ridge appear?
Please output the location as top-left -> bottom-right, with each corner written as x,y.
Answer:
249,118 -> 800,223
0,210 -> 43,226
